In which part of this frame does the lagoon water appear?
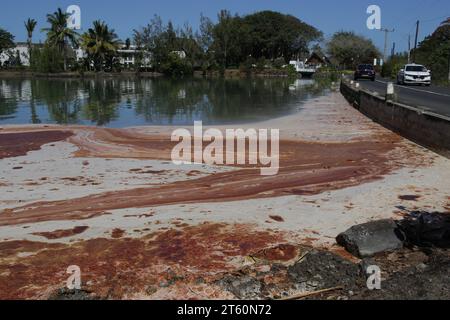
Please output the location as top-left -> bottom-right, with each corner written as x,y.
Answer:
0,77 -> 331,128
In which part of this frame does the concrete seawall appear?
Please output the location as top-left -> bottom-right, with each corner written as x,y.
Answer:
340,79 -> 450,157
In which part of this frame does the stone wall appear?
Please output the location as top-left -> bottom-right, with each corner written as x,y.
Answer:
340,80 -> 450,157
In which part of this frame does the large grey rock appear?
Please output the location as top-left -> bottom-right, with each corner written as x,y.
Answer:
336,219 -> 404,258
397,211 -> 450,248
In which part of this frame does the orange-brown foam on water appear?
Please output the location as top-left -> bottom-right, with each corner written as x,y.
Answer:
0,126 -> 411,226
0,125 -> 426,299
0,130 -> 73,159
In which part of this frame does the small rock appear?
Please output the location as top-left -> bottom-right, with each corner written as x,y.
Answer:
306,280 -> 320,288
82,161 -> 90,166
359,258 -> 376,275
416,263 -> 428,272
48,288 -> 95,300
146,286 -> 158,295
218,275 -> 262,299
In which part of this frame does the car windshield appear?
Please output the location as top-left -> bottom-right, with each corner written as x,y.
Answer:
358,65 -> 373,70
406,65 -> 427,72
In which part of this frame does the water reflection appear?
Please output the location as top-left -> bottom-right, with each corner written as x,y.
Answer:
0,77 -> 331,128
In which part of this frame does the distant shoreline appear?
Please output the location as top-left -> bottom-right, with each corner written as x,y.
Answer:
0,70 -> 164,79
0,69 -> 295,80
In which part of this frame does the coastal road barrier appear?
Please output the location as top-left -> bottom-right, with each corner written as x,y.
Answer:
340,78 -> 450,158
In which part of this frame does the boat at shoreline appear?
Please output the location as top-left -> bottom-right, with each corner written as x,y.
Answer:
289,60 -> 317,78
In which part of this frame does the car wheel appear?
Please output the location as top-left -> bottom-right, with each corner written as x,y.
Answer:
371,77 -> 375,82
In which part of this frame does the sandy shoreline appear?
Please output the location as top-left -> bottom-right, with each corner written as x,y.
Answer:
1,90 -> 449,299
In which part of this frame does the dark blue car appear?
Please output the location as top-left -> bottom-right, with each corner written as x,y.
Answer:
354,64 -> 376,81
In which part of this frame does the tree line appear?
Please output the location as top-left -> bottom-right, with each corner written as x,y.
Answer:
4,7 -> 429,77
132,10 -> 324,75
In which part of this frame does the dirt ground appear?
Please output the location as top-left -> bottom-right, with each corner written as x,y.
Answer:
1,90 -> 449,300
48,245 -> 450,300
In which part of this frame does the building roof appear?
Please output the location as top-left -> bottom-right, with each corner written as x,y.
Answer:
13,42 -> 44,48
306,52 -> 332,65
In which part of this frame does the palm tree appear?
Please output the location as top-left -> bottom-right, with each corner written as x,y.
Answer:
81,20 -> 121,71
24,18 -> 37,60
42,8 -> 78,71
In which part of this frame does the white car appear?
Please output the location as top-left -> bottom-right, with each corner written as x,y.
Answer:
397,64 -> 431,86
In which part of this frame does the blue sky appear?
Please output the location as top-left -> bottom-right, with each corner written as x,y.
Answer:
1,0 -> 449,52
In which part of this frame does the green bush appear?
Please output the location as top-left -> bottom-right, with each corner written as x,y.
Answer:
30,45 -> 64,73
390,63 -> 404,79
286,64 -> 297,78
239,56 -> 256,74
273,58 -> 286,69
256,57 -> 267,71
160,52 -> 193,77
381,53 -> 408,79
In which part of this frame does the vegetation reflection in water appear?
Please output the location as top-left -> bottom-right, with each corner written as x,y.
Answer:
0,77 -> 332,127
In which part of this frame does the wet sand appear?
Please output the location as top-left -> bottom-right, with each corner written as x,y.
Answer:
0,91 -> 449,299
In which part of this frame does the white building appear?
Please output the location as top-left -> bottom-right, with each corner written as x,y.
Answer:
1,43 -> 153,70
0,43 -> 31,67
117,45 -> 152,69
75,44 -> 152,69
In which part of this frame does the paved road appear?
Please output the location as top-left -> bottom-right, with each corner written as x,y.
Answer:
355,77 -> 450,118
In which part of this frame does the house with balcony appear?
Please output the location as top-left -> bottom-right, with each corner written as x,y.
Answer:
75,44 -> 152,70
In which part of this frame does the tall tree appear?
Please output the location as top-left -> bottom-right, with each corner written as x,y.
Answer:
210,10 -> 322,67
133,15 -> 165,68
197,14 -> 214,53
133,16 -> 196,72
81,20 -> 121,71
212,10 -> 234,67
243,11 -> 322,61
327,31 -> 380,69
42,8 -> 78,71
166,21 -> 177,51
0,28 -> 15,60
415,18 -> 450,83
24,18 -> 37,60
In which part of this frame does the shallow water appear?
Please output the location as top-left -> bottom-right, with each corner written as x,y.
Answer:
0,77 -> 331,128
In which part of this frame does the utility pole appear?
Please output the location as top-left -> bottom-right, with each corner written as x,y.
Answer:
413,20 -> 420,63
408,34 -> 411,63
447,55 -> 450,86
380,27 -> 395,63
